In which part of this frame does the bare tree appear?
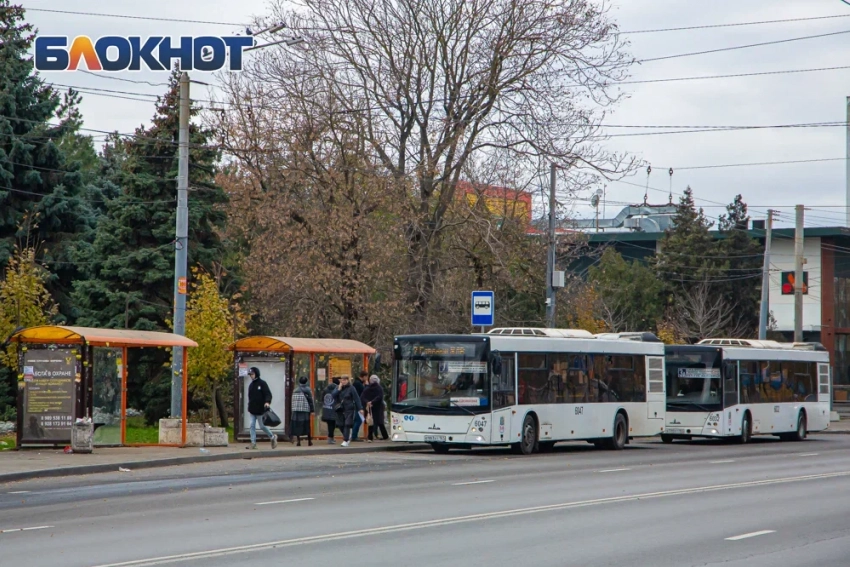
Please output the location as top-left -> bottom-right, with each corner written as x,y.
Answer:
668,281 -> 746,342
227,0 -> 633,324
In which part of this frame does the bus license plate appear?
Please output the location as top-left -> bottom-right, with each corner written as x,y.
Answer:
666,428 -> 685,434
424,435 -> 446,442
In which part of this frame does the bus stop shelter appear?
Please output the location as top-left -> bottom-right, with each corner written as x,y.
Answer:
10,325 -> 197,448
229,336 -> 377,442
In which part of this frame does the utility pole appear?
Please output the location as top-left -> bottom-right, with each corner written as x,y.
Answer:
171,72 -> 190,418
846,96 -> 850,227
546,163 -> 556,328
758,210 -> 773,340
794,204 -> 805,343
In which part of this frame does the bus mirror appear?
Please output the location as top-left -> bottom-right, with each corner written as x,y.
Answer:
490,351 -> 502,376
370,353 -> 382,372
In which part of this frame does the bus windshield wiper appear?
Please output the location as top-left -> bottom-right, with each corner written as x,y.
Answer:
668,402 -> 715,412
449,401 -> 475,415
395,403 -> 448,413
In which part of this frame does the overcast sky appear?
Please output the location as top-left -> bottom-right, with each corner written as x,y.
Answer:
21,0 -> 850,229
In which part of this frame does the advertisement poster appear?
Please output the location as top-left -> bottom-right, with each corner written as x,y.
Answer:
22,348 -> 76,441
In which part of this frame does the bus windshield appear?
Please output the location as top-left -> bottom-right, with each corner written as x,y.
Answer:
393,338 -> 490,413
665,348 -> 722,411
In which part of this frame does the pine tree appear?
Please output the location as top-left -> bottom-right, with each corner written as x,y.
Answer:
73,71 -> 228,331
72,71 -> 229,421
0,2 -> 95,317
718,195 -> 763,337
655,186 -> 722,286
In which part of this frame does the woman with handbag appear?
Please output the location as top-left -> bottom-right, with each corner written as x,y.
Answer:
361,375 -> 389,441
335,376 -> 364,447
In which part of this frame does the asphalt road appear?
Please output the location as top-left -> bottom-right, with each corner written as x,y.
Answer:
2,435 -> 850,567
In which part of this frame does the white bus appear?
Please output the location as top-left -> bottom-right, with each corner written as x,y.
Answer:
663,339 -> 831,444
390,328 -> 666,454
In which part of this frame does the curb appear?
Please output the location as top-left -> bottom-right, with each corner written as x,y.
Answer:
0,443 -> 431,483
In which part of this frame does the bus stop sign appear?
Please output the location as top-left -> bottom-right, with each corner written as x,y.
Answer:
471,291 -> 495,327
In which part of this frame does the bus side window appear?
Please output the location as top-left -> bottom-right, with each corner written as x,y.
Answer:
493,354 -> 516,409
723,361 -> 738,408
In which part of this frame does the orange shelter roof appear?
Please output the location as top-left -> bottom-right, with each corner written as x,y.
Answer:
229,336 -> 376,354
10,326 -> 198,348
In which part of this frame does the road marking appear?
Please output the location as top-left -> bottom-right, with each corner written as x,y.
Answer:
797,453 -> 819,457
89,470 -> 850,567
0,525 -> 52,535
452,480 -> 495,486
7,491 -> 30,494
725,530 -> 775,541
710,460 -> 736,464
598,468 -> 631,473
254,497 -> 314,506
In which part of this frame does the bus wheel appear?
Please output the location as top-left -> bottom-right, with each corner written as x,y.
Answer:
519,414 -> 538,455
431,443 -> 451,454
737,414 -> 751,444
661,434 -> 673,444
607,414 -> 627,450
791,413 -> 807,442
538,441 -> 555,453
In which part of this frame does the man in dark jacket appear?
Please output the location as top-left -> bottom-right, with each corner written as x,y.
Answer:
351,371 -> 368,442
247,367 -> 277,449
335,376 -> 364,447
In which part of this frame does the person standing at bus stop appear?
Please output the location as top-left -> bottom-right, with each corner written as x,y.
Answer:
290,376 -> 315,447
336,376 -> 364,447
247,367 -> 277,450
322,378 -> 339,444
351,371 -> 368,442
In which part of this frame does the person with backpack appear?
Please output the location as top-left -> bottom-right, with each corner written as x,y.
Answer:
322,379 -> 339,444
290,376 -> 315,447
247,367 -> 277,450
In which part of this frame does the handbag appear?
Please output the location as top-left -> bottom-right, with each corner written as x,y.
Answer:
366,404 -> 374,426
262,408 -> 282,427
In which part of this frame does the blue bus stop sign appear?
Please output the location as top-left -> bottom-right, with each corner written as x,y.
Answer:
471,291 -> 495,327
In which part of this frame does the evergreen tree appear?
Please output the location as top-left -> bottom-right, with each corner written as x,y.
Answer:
655,186 -> 722,286
718,195 -> 763,337
588,248 -> 663,332
72,71 -> 229,420
0,2 -> 95,318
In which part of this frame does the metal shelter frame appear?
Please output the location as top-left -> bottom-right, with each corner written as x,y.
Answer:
228,336 -> 377,440
11,325 -> 198,448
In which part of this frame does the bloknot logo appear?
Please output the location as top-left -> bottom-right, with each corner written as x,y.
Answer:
34,36 -> 255,72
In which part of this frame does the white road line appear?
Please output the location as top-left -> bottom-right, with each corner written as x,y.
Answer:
725,530 -> 775,541
797,453 -> 819,457
7,491 -> 30,494
710,460 -> 736,464
452,480 -> 495,486
89,470 -> 850,567
598,468 -> 631,473
0,525 -> 52,535
254,498 -> 314,506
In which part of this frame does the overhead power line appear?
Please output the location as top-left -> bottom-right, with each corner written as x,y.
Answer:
24,8 -> 244,26
622,13 -> 850,34
616,65 -> 850,86
641,28 -> 850,63
77,70 -> 170,87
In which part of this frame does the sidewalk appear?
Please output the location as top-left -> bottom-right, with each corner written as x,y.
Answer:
2,421 -> 847,484
0,440 -> 429,483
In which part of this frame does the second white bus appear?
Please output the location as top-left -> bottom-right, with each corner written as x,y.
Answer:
663,339 -> 831,443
